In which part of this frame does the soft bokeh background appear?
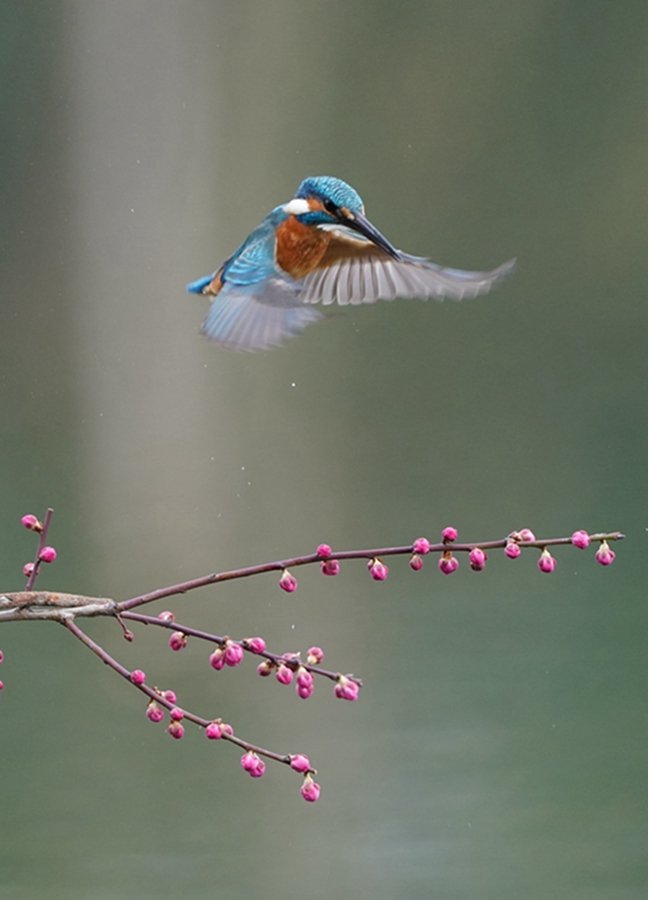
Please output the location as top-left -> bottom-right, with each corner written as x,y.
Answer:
1,2 -> 646,898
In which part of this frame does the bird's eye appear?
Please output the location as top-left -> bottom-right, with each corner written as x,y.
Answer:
323,199 -> 338,215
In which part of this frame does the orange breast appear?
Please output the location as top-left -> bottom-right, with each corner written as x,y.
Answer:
275,216 -> 331,279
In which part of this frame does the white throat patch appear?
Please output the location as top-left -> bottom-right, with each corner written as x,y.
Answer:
283,198 -> 311,216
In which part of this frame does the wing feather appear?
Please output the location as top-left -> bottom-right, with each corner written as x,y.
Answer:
300,230 -> 515,306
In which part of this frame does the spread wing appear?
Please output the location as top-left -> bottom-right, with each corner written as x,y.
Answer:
299,230 -> 515,306
200,278 -> 322,352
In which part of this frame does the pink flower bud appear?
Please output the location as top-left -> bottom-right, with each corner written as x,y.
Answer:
504,541 -> 521,559
146,700 -> 165,723
220,722 -> 234,737
316,544 -> 332,559
257,660 -> 274,677
438,553 -> 459,575
163,690 -> 177,704
518,529 -> 536,543
0,650 -> 3,663
158,610 -> 175,622
209,648 -> 225,670
442,527 -> 458,543
168,720 -> 184,739
279,569 -> 297,593
469,547 -> 487,571
21,514 -> 42,532
300,774 -> 321,802
409,553 -> 424,571
205,721 -> 222,739
246,637 -> 266,654
170,706 -> 184,721
276,664 -> 294,685
0,681 -> 3,690
296,667 -> 314,698
241,751 -> 266,777
412,537 -> 431,555
39,546 -> 57,563
368,558 -> 388,581
130,669 -> 146,685
224,641 -> 244,667
306,646 -> 324,665
290,754 -> 311,773
169,631 -> 187,651
538,548 -> 557,573
320,559 -> 340,576
23,562 -> 34,577
334,675 -> 360,701
595,540 -> 616,566
571,530 -> 590,549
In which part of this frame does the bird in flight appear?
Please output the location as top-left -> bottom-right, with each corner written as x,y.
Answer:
187,176 -> 514,352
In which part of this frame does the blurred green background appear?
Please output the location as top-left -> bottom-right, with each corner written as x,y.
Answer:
0,2 -> 646,898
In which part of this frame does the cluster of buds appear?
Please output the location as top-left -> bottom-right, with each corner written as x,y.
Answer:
12,512 -> 621,807
21,513 -> 57,579
317,544 -> 340,576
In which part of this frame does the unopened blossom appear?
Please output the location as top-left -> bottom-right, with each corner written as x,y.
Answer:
413,537 -> 431,555
438,553 -> 459,575
276,664 -> 294,685
442,527 -> 458,543
279,569 -> 298,593
146,701 -> 164,723
518,529 -> 536,543
469,547 -> 487,571
257,660 -> 274,677
316,544 -> 332,559
595,541 -> 616,566
168,720 -> 184,739
538,548 -> 557,573
205,721 -> 222,740
306,646 -> 324,665
409,553 -> 424,571
158,610 -> 175,622
246,637 -> 266,654
241,751 -> 266,777
169,631 -> 187,651
39,546 -> 57,563
209,648 -> 225,670
368,558 -> 388,581
163,690 -> 177,704
334,675 -> 360,701
296,667 -> 314,699
571,530 -> 590,549
130,669 -> 146,685
320,559 -> 340,576
23,562 -> 34,577
505,541 -> 521,559
170,707 -> 184,721
21,514 -> 42,531
224,641 -> 244,667
0,651 -> 3,663
301,774 -> 321,802
290,754 -> 311,773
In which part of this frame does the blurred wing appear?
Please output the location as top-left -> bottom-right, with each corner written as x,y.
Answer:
300,231 -> 515,306
193,209 -> 322,351
200,278 -> 322,352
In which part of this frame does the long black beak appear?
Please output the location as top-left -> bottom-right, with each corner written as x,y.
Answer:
342,211 -> 403,260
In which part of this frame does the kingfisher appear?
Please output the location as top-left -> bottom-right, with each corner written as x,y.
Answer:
187,176 -> 514,352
